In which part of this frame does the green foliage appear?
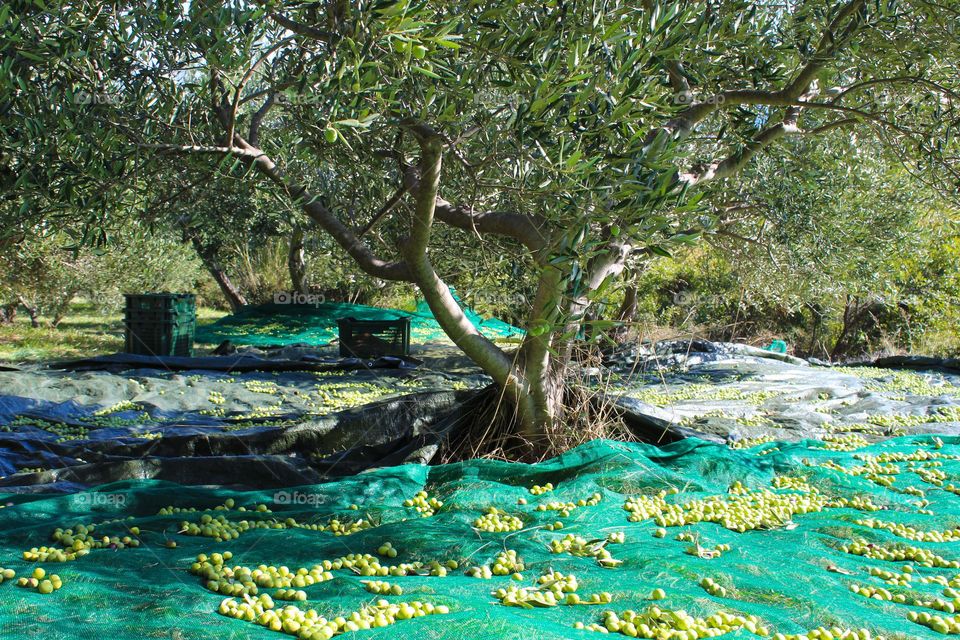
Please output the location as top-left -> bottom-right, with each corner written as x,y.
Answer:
0,225 -> 205,320
632,228 -> 960,358
612,132 -> 960,358
7,2 -> 954,254
2,0 -> 959,375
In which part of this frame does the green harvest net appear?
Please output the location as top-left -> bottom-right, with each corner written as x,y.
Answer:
2,435 -> 959,639
194,299 -> 524,347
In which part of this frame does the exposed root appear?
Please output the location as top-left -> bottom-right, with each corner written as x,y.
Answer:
435,373 -> 638,464
435,385 -> 532,463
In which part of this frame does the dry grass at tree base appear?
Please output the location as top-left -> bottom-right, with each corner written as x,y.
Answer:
437,347 -> 641,464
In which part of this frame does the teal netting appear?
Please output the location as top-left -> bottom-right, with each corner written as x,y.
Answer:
195,298 -> 523,347
2,435 -> 959,639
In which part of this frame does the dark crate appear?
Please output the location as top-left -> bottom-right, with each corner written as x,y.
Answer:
337,317 -> 410,358
124,293 -> 196,323
124,320 -> 195,357
124,294 -> 196,357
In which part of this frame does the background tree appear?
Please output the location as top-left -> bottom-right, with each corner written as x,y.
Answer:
0,223 -> 203,325
631,134 -> 960,358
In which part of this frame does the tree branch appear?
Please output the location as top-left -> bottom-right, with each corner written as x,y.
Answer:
356,183 -> 408,238
782,0 -> 867,98
432,199 -> 550,255
209,70 -> 232,129
400,119 -> 515,385
142,143 -> 260,157
679,116 -> 858,187
829,76 -> 960,103
254,1 -> 339,43
656,0 -> 868,143
240,139 -> 411,281
400,156 -> 550,255
664,60 -> 691,96
249,93 -> 276,146
146,140 -> 412,281
228,38 -> 291,147
663,0 -> 871,189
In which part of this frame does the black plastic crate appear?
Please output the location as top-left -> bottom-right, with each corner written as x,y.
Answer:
124,293 -> 196,323
124,319 -> 195,357
337,317 -> 410,358
124,294 -> 196,357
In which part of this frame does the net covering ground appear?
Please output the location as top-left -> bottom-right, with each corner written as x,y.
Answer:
194,300 -> 523,347
2,436 -> 960,638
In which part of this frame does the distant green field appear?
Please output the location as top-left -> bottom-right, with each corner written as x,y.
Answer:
0,302 -> 225,364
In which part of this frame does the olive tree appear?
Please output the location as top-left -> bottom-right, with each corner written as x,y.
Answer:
3,0 -> 959,451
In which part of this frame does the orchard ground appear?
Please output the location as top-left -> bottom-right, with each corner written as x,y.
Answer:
2,305 -> 960,639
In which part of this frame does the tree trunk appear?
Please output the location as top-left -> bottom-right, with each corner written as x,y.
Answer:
188,237 -> 247,312
208,264 -> 247,312
609,285 -> 638,342
515,264 -> 567,444
804,302 -> 826,358
18,296 -> 40,328
288,226 -> 308,295
617,285 -> 638,324
0,303 -> 16,324
399,124 -> 557,450
831,295 -> 863,360
50,288 -> 81,328
519,350 -> 566,437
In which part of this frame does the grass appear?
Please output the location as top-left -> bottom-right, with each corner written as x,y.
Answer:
0,297 -> 517,366
0,301 -> 226,365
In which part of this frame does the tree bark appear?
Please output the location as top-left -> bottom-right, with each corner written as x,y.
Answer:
0,302 -> 16,324
831,295 -> 863,360
207,262 -> 247,312
288,225 -> 308,295
18,295 -> 40,328
609,284 -> 638,342
188,237 -> 247,312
